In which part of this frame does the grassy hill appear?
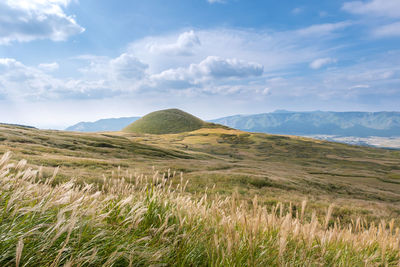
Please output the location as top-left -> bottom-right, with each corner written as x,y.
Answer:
123,109 -> 217,134
1,122 -> 400,222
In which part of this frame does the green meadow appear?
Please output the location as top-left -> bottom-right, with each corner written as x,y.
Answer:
1,119 -> 400,265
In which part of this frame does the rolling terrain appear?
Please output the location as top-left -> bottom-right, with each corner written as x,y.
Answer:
1,118 -> 400,225
66,110 -> 400,149
2,109 -> 400,265
67,110 -> 400,137
3,151 -> 399,265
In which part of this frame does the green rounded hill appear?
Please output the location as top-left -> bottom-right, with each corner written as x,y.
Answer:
123,109 -> 210,134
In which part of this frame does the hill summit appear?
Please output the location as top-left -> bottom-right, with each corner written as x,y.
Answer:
123,109 -> 210,134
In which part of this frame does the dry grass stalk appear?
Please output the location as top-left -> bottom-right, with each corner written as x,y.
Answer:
324,203 -> 335,229
15,238 -> 24,267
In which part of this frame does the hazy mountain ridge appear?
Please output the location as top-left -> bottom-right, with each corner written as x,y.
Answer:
65,111 -> 400,139
211,111 -> 400,137
66,117 -> 139,132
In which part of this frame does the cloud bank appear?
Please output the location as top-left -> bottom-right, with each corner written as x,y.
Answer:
342,0 -> 400,38
343,0 -> 400,18
1,25 -> 399,127
0,0 -> 84,44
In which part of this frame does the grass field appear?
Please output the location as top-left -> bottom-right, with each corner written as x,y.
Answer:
1,152 -> 399,266
1,123 -> 400,227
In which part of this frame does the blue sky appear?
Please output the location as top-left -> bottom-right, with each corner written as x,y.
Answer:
0,0 -> 399,129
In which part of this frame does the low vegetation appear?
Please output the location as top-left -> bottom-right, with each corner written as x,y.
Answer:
1,123 -> 400,226
1,152 -> 399,266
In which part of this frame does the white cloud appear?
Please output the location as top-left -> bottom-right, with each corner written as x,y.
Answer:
297,22 -> 352,36
309,58 -> 337,69
151,56 -> 263,87
342,0 -> 400,18
0,57 -> 116,100
303,52 -> 400,100
0,53 -> 147,99
291,7 -> 303,15
342,1 -> 400,39
256,87 -> 271,95
128,27 -> 345,75
4,25 -> 392,105
0,58 -> 24,69
38,62 -> 59,72
1,26 -> 345,99
146,30 -> 201,56
0,0 -> 84,44
345,67 -> 397,82
79,53 -> 148,90
0,58 -> 61,99
373,21 -> 400,37
348,84 -> 370,90
207,0 -> 225,3
191,56 -> 264,79
110,53 -> 148,80
319,11 -> 329,18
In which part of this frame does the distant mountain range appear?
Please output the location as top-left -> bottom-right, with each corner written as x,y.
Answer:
66,117 -> 139,132
210,111 -> 400,137
65,110 -> 400,137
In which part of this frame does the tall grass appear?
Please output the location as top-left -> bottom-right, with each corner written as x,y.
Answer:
0,151 -> 399,266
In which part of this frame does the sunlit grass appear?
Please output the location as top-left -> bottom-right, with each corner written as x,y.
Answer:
1,151 -> 399,266
2,123 -> 400,227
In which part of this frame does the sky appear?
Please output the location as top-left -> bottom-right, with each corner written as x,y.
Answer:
0,0 -> 399,129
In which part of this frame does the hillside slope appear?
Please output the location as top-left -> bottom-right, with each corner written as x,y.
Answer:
2,154 -> 399,266
1,123 -> 400,225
